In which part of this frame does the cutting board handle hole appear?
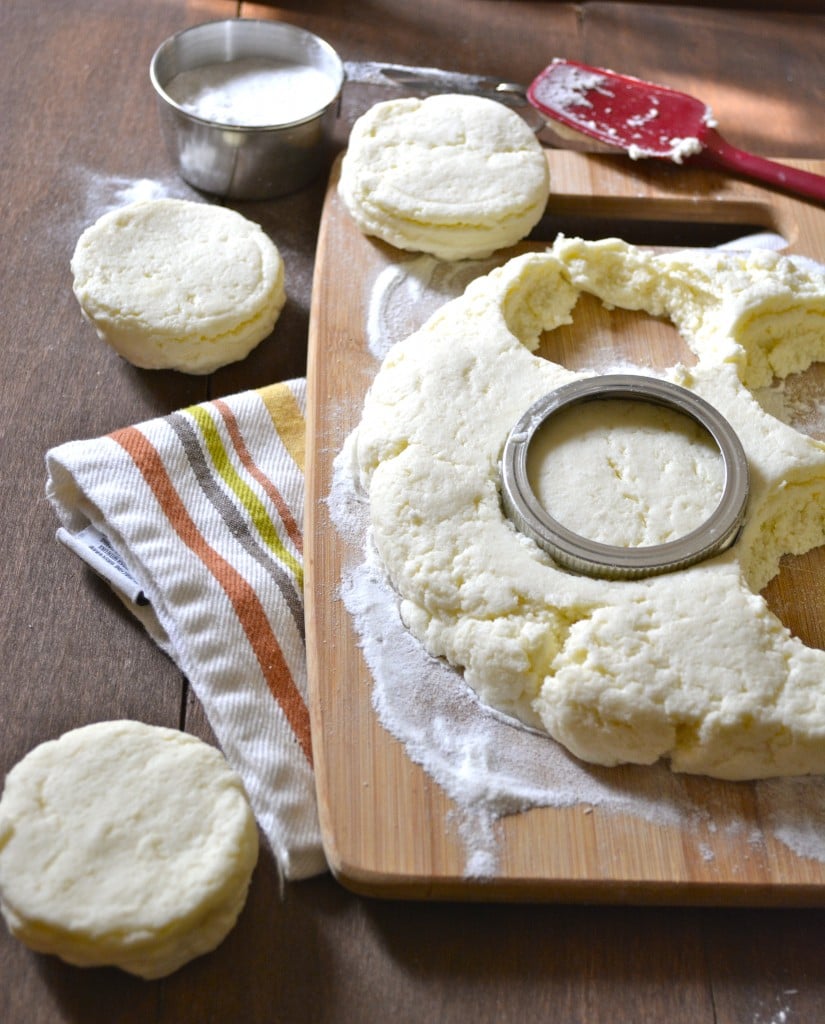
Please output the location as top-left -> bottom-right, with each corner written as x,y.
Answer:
532,198 -> 785,249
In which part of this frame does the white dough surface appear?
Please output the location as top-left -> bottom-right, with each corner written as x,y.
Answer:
527,398 -> 725,546
71,198 -> 286,373
0,720 -> 259,978
338,94 -> 550,260
352,236 -> 825,780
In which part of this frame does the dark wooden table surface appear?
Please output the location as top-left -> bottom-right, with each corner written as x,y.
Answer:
3,1 -> 825,1021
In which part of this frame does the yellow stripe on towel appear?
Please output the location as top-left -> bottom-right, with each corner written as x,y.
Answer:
188,402 -> 304,586
257,382 -> 306,473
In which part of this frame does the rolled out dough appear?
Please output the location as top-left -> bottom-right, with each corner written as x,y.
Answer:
352,236 -> 825,780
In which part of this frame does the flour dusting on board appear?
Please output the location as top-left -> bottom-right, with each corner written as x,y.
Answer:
365,255 -> 500,361
329,249 -> 825,878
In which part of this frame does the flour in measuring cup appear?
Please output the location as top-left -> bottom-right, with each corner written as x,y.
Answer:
165,57 -> 339,127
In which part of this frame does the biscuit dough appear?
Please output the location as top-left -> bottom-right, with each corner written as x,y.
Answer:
352,237 -> 825,780
338,94 -> 550,260
71,198 -> 285,373
0,720 -> 258,978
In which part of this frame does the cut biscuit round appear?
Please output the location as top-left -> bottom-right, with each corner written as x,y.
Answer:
338,94 -> 550,260
71,198 -> 286,374
0,720 -> 259,979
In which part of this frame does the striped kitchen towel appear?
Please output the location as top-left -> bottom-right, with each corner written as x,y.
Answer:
45,380 -> 327,881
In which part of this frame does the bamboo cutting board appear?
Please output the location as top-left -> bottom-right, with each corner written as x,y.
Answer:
305,150 -> 825,904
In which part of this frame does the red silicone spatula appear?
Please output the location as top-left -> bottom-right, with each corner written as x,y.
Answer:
527,59 -> 825,204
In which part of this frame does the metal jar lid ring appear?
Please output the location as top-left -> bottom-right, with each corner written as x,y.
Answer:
500,374 -> 750,579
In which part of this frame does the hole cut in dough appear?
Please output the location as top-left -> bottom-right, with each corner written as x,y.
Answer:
536,292 -> 696,373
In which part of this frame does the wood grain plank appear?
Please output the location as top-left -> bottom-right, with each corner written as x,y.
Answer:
582,3 -> 825,158
0,2 -> 234,1022
242,0 -> 582,86
0,0 -> 210,760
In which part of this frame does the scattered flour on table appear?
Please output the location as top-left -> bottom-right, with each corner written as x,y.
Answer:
752,998 -> 798,1024
44,169 -> 188,257
330,246 -> 825,877
755,368 -> 825,442
78,170 -> 188,222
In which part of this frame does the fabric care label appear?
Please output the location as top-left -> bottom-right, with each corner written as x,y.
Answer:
57,525 -> 148,606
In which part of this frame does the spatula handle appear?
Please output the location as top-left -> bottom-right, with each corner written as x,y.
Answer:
701,129 -> 825,204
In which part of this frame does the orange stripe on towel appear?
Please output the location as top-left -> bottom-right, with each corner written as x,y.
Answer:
111,424 -> 313,765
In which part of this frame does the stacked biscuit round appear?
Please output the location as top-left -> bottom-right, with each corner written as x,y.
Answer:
0,721 -> 259,978
339,94 -> 550,260
70,198 -> 285,374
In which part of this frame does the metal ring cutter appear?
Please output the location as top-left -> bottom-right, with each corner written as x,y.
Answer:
500,374 -> 750,579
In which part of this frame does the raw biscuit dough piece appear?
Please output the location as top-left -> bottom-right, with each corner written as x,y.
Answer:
0,720 -> 259,979
338,94 -> 550,260
71,198 -> 286,374
352,237 -> 825,780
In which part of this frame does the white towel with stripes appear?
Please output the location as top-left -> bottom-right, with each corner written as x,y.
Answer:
45,380 -> 327,881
